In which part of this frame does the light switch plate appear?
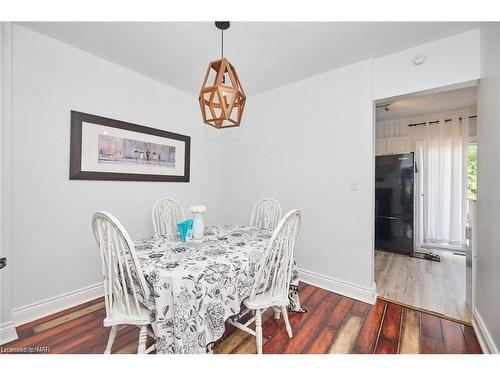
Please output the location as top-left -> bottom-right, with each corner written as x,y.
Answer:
350,180 -> 359,191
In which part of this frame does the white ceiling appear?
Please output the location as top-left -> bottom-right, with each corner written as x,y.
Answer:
19,22 -> 480,96
376,86 -> 477,122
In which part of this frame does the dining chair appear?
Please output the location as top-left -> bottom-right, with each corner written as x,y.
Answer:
92,211 -> 155,354
249,198 -> 282,231
229,209 -> 302,354
152,197 -> 185,236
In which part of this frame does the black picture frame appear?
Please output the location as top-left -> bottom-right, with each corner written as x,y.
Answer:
69,111 -> 190,182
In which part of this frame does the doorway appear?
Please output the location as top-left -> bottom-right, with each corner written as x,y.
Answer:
374,86 -> 478,323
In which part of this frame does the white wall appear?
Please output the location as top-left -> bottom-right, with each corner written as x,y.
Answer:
475,23 -> 500,353
9,25 -> 224,318
219,60 -> 377,303
374,30 -> 480,100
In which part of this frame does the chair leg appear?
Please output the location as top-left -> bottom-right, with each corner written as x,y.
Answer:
255,309 -> 263,354
104,325 -> 119,354
281,306 -> 293,338
273,306 -> 281,320
137,325 -> 148,354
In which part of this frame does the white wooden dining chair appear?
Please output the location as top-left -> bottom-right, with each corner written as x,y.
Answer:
249,198 -> 282,231
92,211 -> 155,354
229,209 -> 302,354
152,197 -> 185,236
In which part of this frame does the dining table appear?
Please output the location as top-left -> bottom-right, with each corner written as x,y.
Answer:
133,224 -> 304,354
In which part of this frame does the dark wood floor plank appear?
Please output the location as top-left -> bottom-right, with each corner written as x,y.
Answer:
42,311 -> 107,351
280,298 -> 335,354
441,319 -> 467,354
5,311 -> 103,349
14,298 -> 104,340
50,323 -> 110,354
43,311 -> 108,353
351,301 -> 370,317
353,299 -> 386,354
323,292 -> 341,310
304,326 -> 336,354
53,318 -> 142,355
262,312 -> 282,339
375,337 -> 398,354
421,313 -> 444,343
93,326 -> 139,354
305,288 -> 330,308
297,283 -> 316,302
87,325 -> 141,354
421,336 -> 445,354
325,297 -> 354,329
462,324 -> 482,354
380,302 -> 402,342
262,311 -> 308,354
262,326 -> 289,354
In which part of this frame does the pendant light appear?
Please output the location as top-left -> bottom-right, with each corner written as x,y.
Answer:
199,22 -> 246,129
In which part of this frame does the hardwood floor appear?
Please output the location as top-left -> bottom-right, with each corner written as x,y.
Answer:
375,249 -> 470,323
1,283 -> 482,354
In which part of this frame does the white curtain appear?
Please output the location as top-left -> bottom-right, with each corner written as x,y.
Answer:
414,116 -> 469,248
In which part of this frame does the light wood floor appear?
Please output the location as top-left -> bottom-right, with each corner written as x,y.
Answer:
375,249 -> 470,323
1,282 -> 482,354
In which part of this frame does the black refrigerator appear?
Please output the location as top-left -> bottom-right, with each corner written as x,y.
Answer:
375,153 -> 414,255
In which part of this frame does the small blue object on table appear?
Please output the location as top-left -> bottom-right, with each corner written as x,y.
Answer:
177,219 -> 193,242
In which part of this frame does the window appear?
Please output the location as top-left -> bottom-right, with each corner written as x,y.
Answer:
468,143 -> 477,200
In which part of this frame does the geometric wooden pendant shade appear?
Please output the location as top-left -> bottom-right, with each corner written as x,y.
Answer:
198,58 -> 246,129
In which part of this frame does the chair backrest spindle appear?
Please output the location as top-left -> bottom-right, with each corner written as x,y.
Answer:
152,198 -> 185,236
250,198 -> 282,231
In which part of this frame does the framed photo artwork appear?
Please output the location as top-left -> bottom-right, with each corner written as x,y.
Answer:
70,111 -> 190,182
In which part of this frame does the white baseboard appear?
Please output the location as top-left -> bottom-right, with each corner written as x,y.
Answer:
298,268 -> 377,305
12,282 -> 104,326
472,308 -> 499,354
0,321 -> 18,345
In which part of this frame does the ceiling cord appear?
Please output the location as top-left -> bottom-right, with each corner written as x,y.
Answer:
221,29 -> 224,59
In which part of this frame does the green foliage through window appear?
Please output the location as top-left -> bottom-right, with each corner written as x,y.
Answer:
468,143 -> 477,200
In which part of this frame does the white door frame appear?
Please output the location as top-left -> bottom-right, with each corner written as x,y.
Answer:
0,21 -> 17,345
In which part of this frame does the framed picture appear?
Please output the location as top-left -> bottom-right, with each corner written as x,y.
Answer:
70,111 -> 190,182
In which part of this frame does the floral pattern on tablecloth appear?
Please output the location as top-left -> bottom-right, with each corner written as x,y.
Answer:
133,225 -> 304,354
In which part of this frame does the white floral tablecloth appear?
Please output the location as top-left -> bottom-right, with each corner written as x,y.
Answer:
134,225 -> 304,354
